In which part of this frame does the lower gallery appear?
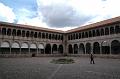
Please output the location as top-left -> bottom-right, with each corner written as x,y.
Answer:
0,16 -> 120,58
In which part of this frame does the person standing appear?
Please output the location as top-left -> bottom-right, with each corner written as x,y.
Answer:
90,53 -> 95,64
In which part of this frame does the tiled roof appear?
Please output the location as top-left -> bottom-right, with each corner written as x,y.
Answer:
66,16 -> 120,33
0,16 -> 120,33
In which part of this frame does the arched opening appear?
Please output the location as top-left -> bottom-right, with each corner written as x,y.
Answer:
30,31 -> 34,38
58,45 -> 63,54
0,41 -> 10,54
38,32 -> 41,38
85,32 -> 88,38
49,34 -> 51,39
89,31 -> 92,37
105,27 -> 109,35
52,44 -> 57,54
12,29 -> 16,36
92,30 -> 96,37
79,43 -> 85,54
7,28 -> 11,36
82,32 -> 85,38
101,28 -> 104,36
38,44 -> 44,54
101,41 -> 110,54
26,31 -> 29,37
17,30 -> 21,36
46,33 -> 48,39
21,42 -> 29,54
2,28 -> 6,35
96,29 -> 100,36
68,35 -> 70,40
115,25 -> 120,34
79,33 -> 81,39
74,44 -> 78,54
93,42 -> 100,54
11,42 -> 20,54
111,40 -> 120,54
30,43 -> 37,55
52,34 -> 55,40
34,32 -> 37,38
68,44 -> 73,54
45,44 -> 51,54
110,27 -> 115,34
86,43 -> 91,54
76,33 -> 78,39
22,30 -> 25,37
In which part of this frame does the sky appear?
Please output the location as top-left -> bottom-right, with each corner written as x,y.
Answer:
0,0 -> 120,31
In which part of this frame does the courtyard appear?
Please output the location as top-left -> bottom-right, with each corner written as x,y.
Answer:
0,57 -> 120,79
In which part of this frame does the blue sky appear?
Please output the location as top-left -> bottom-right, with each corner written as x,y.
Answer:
0,0 -> 120,31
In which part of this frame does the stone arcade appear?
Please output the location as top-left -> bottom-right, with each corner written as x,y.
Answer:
0,16 -> 120,57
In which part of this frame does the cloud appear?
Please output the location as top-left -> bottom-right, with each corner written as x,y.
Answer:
37,0 -> 92,28
0,2 -> 16,22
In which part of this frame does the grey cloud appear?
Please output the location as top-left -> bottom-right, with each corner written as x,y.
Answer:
39,4 -> 92,28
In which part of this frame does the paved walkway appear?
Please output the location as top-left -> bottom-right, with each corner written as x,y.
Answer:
0,57 -> 120,79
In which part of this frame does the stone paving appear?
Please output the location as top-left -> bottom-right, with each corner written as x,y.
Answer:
0,57 -> 120,79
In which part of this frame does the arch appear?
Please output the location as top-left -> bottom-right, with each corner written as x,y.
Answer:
105,27 -> 109,35
26,31 -> 29,37
68,44 -> 73,54
11,42 -> 20,54
96,29 -> 100,36
92,30 -> 96,37
7,28 -> 11,36
52,44 -> 57,54
74,44 -> 78,54
45,44 -> 51,54
42,33 -> 45,39
86,43 -> 91,54
76,33 -> 78,39
38,32 -> 41,38
110,27 -> 115,34
22,30 -> 25,37
38,43 -> 44,54
79,33 -> 81,39
89,31 -> 92,37
12,29 -> 16,36
30,43 -> 37,54
34,32 -> 37,38
1,41 -> 10,48
115,25 -> 120,34
17,30 -> 21,36
58,44 -> 63,54
82,32 -> 85,38
46,33 -> 48,39
2,28 -> 6,35
101,41 -> 110,54
30,31 -> 34,38
49,34 -> 51,39
0,41 -> 10,54
93,42 -> 100,54
79,43 -> 85,54
21,42 -> 29,54
101,28 -> 104,36
85,32 -> 88,38
111,40 -> 120,54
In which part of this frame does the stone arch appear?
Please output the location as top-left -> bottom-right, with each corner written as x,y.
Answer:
101,28 -> 104,36
11,42 -> 20,54
38,32 -> 41,38
34,32 -> 37,38
86,43 -> 91,54
17,30 -> 21,36
74,44 -> 78,54
52,44 -> 57,54
21,42 -> 29,54
22,30 -> 25,37
79,43 -> 85,54
110,26 -> 115,34
58,44 -> 63,54
115,25 -> 120,34
49,34 -> 51,39
89,31 -> 92,37
76,33 -> 78,39
93,42 -> 100,54
26,31 -> 30,37
30,31 -> 34,38
79,33 -> 81,39
96,29 -> 100,36
12,29 -> 16,36
7,28 -> 11,36
92,30 -> 96,37
45,44 -> 51,54
2,28 -> 6,35
105,27 -> 109,35
85,32 -> 88,38
38,43 -> 44,54
0,41 -> 10,54
30,43 -> 37,54
68,44 -> 73,54
111,40 -> 120,54
101,41 -> 110,54
46,33 -> 48,39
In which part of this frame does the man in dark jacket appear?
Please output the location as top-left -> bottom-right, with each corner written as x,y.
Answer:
90,53 -> 95,64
